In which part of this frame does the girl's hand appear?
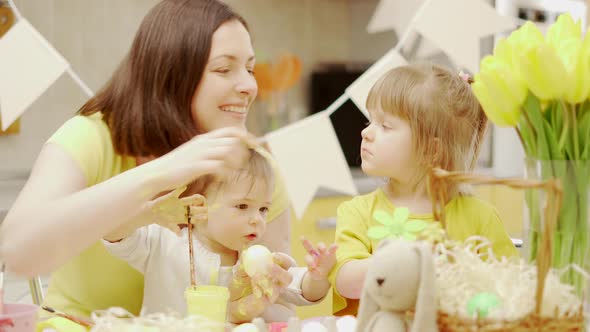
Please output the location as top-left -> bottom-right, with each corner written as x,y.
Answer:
228,259 -> 252,301
147,127 -> 259,192
230,253 -> 294,302
251,253 -> 294,300
228,293 -> 270,324
228,253 -> 294,323
301,237 -> 338,281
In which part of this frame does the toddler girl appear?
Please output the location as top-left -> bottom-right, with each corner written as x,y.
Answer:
104,151 -> 336,323
329,63 -> 517,316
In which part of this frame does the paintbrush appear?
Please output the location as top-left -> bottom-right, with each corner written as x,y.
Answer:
186,205 -> 196,288
41,306 -> 94,328
0,263 -> 5,315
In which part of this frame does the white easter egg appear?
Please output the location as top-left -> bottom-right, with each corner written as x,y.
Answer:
301,321 -> 328,332
243,245 -> 273,276
232,323 -> 259,332
336,315 -> 357,332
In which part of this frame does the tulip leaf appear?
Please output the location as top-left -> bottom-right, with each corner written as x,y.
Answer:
536,121 -> 552,159
544,101 -> 554,123
560,105 -> 576,160
524,94 -> 551,159
543,101 -> 567,160
543,118 -> 563,160
552,102 -> 564,140
518,114 -> 536,156
579,102 -> 590,160
577,106 -> 589,145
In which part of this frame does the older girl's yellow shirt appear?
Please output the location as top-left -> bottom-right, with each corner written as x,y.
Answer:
328,187 -> 517,316
43,113 -> 290,318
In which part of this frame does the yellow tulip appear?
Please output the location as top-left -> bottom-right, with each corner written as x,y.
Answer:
494,38 -> 516,68
506,22 -> 545,58
472,56 -> 526,127
559,36 -> 590,104
490,40 -> 527,88
493,22 -> 545,87
545,13 -> 588,103
579,33 -> 590,102
518,43 -> 568,100
546,13 -> 582,47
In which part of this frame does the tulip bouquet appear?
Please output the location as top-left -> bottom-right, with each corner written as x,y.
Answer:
472,13 -> 590,295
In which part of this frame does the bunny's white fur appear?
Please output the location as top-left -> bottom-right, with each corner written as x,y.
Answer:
355,240 -> 438,332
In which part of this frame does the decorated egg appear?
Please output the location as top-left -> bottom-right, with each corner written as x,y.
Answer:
301,321 -> 328,332
467,292 -> 501,318
336,315 -> 357,332
243,245 -> 273,277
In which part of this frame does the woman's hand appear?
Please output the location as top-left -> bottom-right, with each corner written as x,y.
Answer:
103,187 -> 207,241
148,188 -> 207,235
146,127 -> 259,192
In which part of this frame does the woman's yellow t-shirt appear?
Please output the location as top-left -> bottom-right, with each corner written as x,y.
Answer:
43,113 -> 290,318
328,188 -> 518,316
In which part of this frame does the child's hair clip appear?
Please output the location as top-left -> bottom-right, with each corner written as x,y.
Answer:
458,70 -> 473,84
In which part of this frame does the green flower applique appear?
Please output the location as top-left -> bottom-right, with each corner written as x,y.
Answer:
367,208 -> 430,241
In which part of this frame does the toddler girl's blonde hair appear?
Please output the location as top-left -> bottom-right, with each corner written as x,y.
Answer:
366,63 -> 487,195
186,150 -> 275,198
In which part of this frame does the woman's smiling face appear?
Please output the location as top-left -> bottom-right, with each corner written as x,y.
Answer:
191,19 -> 258,132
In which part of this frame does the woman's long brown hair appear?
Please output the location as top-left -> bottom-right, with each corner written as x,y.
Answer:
79,0 -> 248,157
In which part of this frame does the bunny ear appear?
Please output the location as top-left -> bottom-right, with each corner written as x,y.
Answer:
410,242 -> 438,332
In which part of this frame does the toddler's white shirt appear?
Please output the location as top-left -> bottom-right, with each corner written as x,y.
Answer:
103,225 -> 315,321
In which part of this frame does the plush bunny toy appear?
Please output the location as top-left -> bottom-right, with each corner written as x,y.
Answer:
355,239 -> 438,332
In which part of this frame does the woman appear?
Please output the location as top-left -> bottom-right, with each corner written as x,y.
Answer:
0,0 -> 292,318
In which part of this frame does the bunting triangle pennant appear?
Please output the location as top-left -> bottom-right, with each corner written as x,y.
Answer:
264,111 -> 358,218
413,0 -> 516,73
367,0 -> 425,35
346,49 -> 407,117
0,19 -> 69,130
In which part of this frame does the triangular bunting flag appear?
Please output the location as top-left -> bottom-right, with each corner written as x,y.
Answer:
402,31 -> 440,60
0,19 -> 69,130
346,49 -> 407,117
367,0 -> 425,34
413,0 -> 516,73
265,111 -> 358,219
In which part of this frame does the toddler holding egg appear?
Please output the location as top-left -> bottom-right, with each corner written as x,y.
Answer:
103,150 -> 336,323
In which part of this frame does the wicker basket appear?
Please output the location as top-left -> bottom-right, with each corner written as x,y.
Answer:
427,167 -> 585,331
